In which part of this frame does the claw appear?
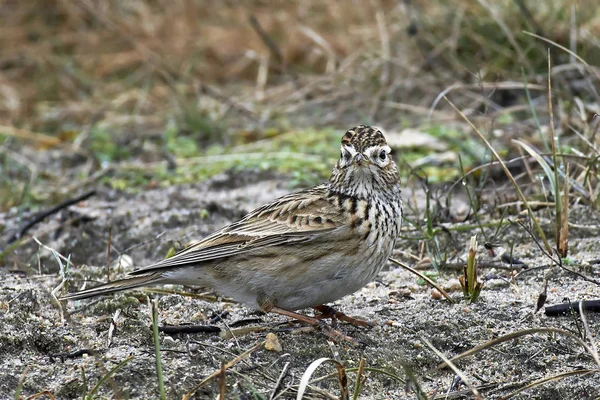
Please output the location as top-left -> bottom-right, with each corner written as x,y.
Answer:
313,305 -> 374,328
267,305 -> 364,346
316,320 -> 364,346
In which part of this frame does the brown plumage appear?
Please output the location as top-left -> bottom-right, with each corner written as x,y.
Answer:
62,125 -> 403,343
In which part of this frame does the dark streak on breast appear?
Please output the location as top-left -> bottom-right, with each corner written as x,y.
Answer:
351,217 -> 364,229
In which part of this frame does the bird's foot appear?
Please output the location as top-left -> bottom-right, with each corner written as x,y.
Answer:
313,305 -> 374,328
267,306 -> 363,346
315,319 -> 364,346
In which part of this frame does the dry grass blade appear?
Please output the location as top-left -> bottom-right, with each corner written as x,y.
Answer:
49,252 -> 69,324
422,338 -> 482,400
502,369 -> 598,399
183,340 -> 265,400
351,358 -> 366,400
477,0 -> 532,72
547,49 -> 567,258
32,237 -> 78,268
432,383 -> 505,399
444,96 -> 552,254
249,15 -> 285,71
429,82 -> 544,120
0,125 -> 62,147
389,257 -> 455,303
220,326 -> 269,339
523,31 -> 600,81
218,362 -> 226,400
24,391 -> 56,400
580,302 -> 600,361
269,361 -> 291,400
513,140 -> 557,196
568,125 -> 600,156
313,366 -> 405,390
559,163 -> 570,257
298,26 -> 336,74
429,327 -> 600,372
296,358 -> 348,400
106,225 -> 112,282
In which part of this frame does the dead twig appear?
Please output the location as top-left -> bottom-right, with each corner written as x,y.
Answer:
5,190 -> 96,246
545,300 -> 600,316
159,325 -> 221,334
249,15 -> 287,76
49,349 -> 99,363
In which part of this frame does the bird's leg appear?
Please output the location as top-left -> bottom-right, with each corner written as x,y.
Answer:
312,305 -> 374,328
266,305 -> 361,346
311,305 -> 340,329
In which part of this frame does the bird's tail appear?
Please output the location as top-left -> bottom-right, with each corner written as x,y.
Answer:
60,274 -> 163,301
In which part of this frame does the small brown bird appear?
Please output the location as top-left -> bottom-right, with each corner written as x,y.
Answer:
63,125 -> 403,343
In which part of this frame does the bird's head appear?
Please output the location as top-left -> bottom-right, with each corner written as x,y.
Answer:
328,125 -> 400,198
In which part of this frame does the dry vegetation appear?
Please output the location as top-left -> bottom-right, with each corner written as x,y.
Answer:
1,0 -> 600,399
2,0 -> 598,132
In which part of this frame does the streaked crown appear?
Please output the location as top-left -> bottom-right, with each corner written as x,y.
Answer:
341,125 -> 387,152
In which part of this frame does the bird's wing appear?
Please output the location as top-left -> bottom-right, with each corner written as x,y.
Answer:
130,184 -> 344,274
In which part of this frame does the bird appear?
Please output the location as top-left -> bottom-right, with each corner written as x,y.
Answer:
62,125 -> 403,343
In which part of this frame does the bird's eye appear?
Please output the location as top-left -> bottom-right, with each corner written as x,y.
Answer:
379,150 -> 387,161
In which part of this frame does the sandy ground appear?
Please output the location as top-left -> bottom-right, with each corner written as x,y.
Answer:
1,171 -> 599,399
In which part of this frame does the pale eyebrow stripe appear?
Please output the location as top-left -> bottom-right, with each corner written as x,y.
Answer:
342,145 -> 358,155
364,145 -> 391,154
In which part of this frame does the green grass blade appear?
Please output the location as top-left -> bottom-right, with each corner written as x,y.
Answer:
86,356 -> 134,400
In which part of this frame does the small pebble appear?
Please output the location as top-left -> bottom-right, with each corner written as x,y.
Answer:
431,289 -> 443,300
443,278 -> 462,291
264,332 -> 282,352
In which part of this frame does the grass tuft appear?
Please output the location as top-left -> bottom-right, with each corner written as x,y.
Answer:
459,235 -> 484,302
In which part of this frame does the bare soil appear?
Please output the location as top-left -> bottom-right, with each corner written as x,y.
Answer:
1,170 -> 599,400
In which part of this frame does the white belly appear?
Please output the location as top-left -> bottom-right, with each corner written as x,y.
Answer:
185,234 -> 396,311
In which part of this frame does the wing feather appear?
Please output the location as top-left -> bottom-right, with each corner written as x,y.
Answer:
130,184 -> 342,275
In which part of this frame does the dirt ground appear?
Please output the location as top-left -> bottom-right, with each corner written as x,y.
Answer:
1,168 -> 599,400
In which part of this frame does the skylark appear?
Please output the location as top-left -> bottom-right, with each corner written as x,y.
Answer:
63,125 -> 403,343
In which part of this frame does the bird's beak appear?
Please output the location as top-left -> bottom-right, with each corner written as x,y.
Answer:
354,153 -> 364,166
